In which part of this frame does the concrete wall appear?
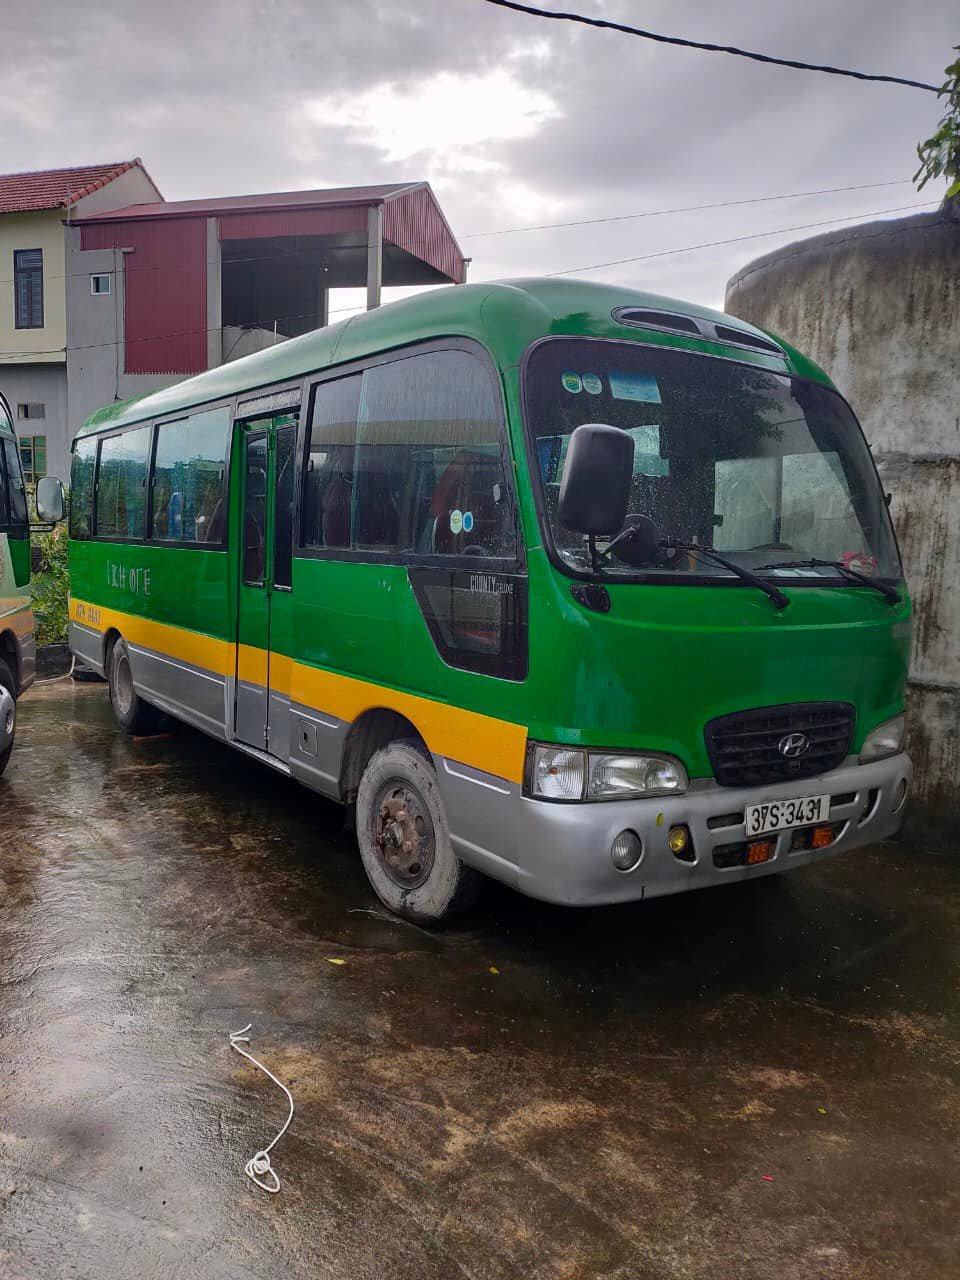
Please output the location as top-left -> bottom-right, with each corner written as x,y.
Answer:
726,203 -> 960,834
0,208 -> 68,365
0,363 -> 69,482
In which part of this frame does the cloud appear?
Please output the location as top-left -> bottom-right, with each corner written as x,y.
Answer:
0,0 -> 955,308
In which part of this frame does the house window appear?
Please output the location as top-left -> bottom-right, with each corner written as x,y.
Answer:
19,435 -> 47,484
17,402 -> 45,420
14,249 -> 43,329
90,273 -> 112,295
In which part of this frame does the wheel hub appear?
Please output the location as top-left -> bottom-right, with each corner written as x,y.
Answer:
374,783 -> 435,890
114,653 -> 133,716
0,685 -> 15,751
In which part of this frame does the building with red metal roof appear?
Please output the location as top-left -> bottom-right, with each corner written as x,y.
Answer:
0,163 -> 465,483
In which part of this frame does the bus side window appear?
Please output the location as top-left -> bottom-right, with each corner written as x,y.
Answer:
96,426 -> 150,540
0,439 -> 9,527
70,437 -> 97,539
354,348 -> 515,559
2,439 -> 28,530
301,375 -> 362,551
273,421 -> 296,587
151,408 -> 229,544
243,435 -> 268,585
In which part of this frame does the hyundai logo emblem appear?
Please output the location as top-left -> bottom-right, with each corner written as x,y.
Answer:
779,732 -> 811,759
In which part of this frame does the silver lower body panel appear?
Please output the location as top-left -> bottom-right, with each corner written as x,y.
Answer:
504,753 -> 912,906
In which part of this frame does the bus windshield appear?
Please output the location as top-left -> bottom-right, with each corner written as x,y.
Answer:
525,338 -> 901,583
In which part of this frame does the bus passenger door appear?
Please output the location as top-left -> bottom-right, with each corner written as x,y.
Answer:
236,425 -> 271,749
234,414 -> 297,758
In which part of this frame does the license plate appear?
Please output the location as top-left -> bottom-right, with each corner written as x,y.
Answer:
744,794 -> 829,836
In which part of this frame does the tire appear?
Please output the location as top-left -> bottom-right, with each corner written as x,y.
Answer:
108,637 -> 167,736
0,657 -> 16,779
355,739 -> 483,924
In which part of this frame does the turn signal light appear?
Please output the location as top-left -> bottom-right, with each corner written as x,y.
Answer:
811,825 -> 835,849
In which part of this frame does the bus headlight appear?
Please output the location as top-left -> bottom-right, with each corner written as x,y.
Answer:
859,715 -> 906,763
529,745 -> 688,800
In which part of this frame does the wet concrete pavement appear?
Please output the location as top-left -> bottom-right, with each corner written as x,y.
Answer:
1,681 -> 958,1280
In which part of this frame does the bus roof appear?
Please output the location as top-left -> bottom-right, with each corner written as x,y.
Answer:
74,277 -> 833,440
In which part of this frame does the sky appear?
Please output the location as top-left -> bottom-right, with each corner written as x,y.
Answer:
2,0 -> 956,314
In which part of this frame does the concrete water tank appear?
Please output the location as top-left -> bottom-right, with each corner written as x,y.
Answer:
726,202 -> 960,836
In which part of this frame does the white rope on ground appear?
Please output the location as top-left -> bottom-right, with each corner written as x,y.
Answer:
229,1023 -> 295,1194
34,655 -> 76,684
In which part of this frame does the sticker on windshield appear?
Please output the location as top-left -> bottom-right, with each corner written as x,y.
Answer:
449,509 -> 463,535
462,511 -> 474,533
582,373 -> 603,395
609,373 -> 661,404
561,371 -> 583,394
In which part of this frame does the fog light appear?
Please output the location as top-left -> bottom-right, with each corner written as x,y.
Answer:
893,778 -> 909,813
611,829 -> 643,871
747,840 -> 775,865
668,824 -> 695,862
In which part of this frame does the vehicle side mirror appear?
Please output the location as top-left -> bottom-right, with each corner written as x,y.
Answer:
558,424 -> 634,536
36,476 -> 65,524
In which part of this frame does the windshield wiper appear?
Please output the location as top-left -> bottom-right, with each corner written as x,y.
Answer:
754,558 -> 901,605
665,540 -> 791,611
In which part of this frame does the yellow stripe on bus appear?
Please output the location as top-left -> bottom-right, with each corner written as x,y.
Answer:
69,598 -> 234,676
70,598 -> 527,784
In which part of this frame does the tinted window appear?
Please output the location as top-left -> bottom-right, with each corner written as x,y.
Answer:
151,407 -> 230,544
302,374 -> 362,550
273,420 -> 296,587
3,439 -> 28,528
14,249 -> 43,329
302,349 -> 515,561
243,434 -> 268,584
70,437 -> 97,539
526,339 -> 900,582
96,426 -> 150,539
0,439 -> 9,526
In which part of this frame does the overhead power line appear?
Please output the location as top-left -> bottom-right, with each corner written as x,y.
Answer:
544,200 -> 938,276
0,201 -> 940,361
478,0 -> 940,92
460,178 -> 914,238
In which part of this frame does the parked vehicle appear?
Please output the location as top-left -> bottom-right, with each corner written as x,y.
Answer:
0,391 -> 64,777
67,279 -> 912,921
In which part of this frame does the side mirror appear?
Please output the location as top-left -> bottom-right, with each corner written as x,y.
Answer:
36,476 -> 65,524
558,424 -> 634,536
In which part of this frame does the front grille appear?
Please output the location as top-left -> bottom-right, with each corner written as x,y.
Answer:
704,702 -> 855,788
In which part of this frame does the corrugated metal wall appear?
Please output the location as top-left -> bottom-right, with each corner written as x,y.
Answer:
218,206 -> 367,240
81,219 -> 207,374
384,186 -> 465,283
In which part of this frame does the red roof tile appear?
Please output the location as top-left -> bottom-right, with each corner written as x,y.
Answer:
0,160 -> 158,214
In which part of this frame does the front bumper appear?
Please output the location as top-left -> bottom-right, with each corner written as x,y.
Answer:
513,752 -> 912,906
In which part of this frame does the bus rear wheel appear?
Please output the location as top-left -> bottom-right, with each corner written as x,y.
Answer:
108,637 -> 166,736
0,657 -> 17,778
356,740 -> 482,925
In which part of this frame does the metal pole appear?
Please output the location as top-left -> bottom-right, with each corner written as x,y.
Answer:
366,204 -> 383,310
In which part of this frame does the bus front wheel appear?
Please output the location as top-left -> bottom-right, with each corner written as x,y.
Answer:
108,637 -> 166,736
356,740 -> 482,925
0,657 -> 17,778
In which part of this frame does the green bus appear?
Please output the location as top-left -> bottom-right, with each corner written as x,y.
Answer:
1,392 -> 64,776
67,279 -> 912,922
